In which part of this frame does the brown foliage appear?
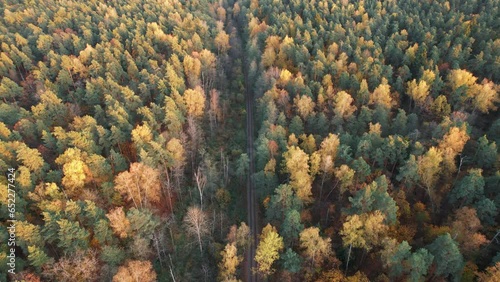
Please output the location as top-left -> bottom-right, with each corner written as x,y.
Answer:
112,260 -> 157,282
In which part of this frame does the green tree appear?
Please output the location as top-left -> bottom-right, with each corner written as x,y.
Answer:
281,248 -> 302,273
348,176 -> 398,224
281,209 -> 303,245
474,135 -> 498,169
56,219 -> 89,254
426,233 -> 464,281
27,245 -> 53,270
448,168 -> 484,206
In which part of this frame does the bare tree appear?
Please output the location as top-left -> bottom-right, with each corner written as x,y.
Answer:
183,206 -> 209,255
194,167 -> 207,209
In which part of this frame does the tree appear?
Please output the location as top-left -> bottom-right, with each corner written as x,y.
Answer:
218,243 -> 242,281
56,219 -> 89,254
281,209 -> 303,244
235,153 -> 249,180
448,168 -> 484,206
60,158 -> 86,196
426,233 -> 463,281
474,197 -> 498,225
0,77 -> 23,102
112,260 -> 157,282
406,79 -> 430,108
114,162 -> 161,208
431,95 -> 451,119
340,211 -> 387,252
318,133 -> 340,195
369,78 -> 392,109
381,239 -> 411,278
417,147 -> 442,208
289,116 -> 304,136
447,69 -> 477,93
351,157 -> 371,183
106,207 -> 130,239
214,30 -> 230,53
28,246 -> 53,270
294,95 -> 315,120
283,146 -> 313,203
333,91 -> 357,120
470,80 -> 499,113
42,250 -> 99,282
348,176 -> 398,224
438,126 -> 470,174
255,224 -> 284,276
356,79 -> 370,106
381,239 -> 433,281
266,184 -> 302,223
100,245 -> 125,266
183,206 -> 209,254
407,248 -> 434,282
397,155 -> 420,187
450,207 -> 487,257
334,164 -> 355,194
474,135 -> 497,169
299,227 -> 332,266
281,248 -> 302,273
476,262 -> 500,282
341,211 -> 388,273
184,86 -> 206,117
183,54 -> 201,88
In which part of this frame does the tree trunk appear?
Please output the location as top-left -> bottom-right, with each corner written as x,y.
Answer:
345,244 -> 352,275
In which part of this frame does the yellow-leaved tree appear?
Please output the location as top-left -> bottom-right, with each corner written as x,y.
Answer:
283,146 -> 313,203
114,162 -> 161,208
183,86 -> 206,117
255,224 -> 284,276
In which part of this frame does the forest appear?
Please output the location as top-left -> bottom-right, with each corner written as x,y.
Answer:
0,0 -> 499,281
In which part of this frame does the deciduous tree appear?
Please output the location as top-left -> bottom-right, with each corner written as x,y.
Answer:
255,224 -> 284,276
112,260 -> 157,282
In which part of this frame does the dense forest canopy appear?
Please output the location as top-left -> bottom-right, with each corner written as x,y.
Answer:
0,0 -> 499,281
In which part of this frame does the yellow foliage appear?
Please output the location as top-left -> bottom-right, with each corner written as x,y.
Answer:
184,86 -> 206,117
370,78 -> 393,109
280,69 -> 293,83
447,69 -> 477,91
62,159 -> 86,193
166,138 -> 186,166
219,243 -> 242,281
294,95 -> 315,119
255,224 -> 284,275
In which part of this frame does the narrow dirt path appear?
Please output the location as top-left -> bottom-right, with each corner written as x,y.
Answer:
245,65 -> 257,282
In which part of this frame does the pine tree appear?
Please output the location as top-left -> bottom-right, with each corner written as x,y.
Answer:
426,233 -> 464,281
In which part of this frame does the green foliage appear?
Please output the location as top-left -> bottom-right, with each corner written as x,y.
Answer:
56,219 -> 89,254
100,245 -> 126,266
449,169 -> 484,206
281,248 -> 302,273
281,209 -> 303,245
348,176 -> 399,224
0,0 -> 498,280
27,245 -> 53,270
426,233 -> 464,281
